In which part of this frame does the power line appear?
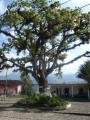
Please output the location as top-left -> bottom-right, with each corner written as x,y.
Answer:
80,4 -> 90,9
61,0 -> 90,10
61,0 -> 72,5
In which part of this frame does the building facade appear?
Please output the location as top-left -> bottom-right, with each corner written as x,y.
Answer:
0,74 -> 89,98
0,80 -> 22,96
50,84 -> 88,98
47,75 -> 89,99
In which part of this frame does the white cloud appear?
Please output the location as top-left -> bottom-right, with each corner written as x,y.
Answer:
0,0 -> 6,14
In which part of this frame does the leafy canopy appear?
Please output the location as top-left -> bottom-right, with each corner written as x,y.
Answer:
0,0 -> 90,87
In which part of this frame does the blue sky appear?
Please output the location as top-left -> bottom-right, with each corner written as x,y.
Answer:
0,0 -> 90,75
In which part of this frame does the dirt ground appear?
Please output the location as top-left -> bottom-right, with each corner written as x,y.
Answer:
0,97 -> 90,120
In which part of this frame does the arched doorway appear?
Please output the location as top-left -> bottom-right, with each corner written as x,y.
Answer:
78,88 -> 84,96
64,88 -> 69,97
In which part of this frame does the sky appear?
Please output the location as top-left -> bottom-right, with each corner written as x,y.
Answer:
0,0 -> 90,76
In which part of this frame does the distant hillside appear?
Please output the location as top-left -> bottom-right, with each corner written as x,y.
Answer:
0,73 -> 75,81
0,72 -> 20,80
47,74 -> 87,84
0,72 -> 37,84
0,73 -> 87,84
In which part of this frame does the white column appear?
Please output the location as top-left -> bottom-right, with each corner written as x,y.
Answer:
71,85 -> 74,98
88,89 -> 89,99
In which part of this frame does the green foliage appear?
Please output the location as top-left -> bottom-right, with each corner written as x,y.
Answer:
15,94 -> 66,107
21,71 -> 35,96
77,60 -> 90,83
0,0 -> 90,91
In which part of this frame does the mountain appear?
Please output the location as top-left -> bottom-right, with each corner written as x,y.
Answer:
47,74 -> 87,84
0,73 -> 87,84
0,72 -> 37,84
0,72 -> 20,80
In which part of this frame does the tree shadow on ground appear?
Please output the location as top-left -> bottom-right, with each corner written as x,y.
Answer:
0,105 -> 90,117
63,98 -> 90,102
0,105 -> 65,113
57,112 -> 90,117
0,104 -> 47,113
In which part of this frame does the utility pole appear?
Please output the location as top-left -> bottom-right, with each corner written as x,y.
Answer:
5,68 -> 8,99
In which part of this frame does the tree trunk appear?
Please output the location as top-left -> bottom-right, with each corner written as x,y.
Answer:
88,89 -> 89,99
38,75 -> 48,92
38,72 -> 52,97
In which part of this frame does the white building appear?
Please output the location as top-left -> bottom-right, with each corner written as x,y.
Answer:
47,74 -> 89,98
0,73 -> 89,98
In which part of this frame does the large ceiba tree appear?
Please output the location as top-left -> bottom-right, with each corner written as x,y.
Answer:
0,0 -> 90,91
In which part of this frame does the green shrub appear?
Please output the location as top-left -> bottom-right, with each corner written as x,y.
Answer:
48,96 -> 66,107
14,94 -> 66,108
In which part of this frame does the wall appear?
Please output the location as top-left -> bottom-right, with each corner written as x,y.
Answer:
50,84 -> 88,97
17,85 -> 22,94
0,85 -> 22,96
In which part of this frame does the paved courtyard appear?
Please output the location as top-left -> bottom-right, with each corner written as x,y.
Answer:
0,98 -> 90,120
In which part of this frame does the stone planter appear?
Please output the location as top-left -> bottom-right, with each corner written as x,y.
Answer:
38,103 -> 71,111
66,103 -> 71,109
53,103 -> 71,110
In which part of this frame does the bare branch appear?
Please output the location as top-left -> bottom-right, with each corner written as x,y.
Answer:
60,41 -> 83,52
61,51 -> 90,67
47,51 -> 90,75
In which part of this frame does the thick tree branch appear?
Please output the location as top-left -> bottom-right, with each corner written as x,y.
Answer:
60,41 -> 83,52
0,30 -> 16,39
61,51 -> 90,67
47,51 -> 90,75
47,31 -> 67,73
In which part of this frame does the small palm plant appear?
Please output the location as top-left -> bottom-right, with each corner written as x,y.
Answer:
20,70 -> 34,96
77,60 -> 90,99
